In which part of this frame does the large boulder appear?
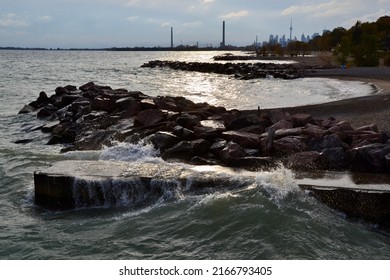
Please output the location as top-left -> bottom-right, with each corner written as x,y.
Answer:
91,97 -> 116,113
273,136 -> 307,156
350,143 -> 390,173
284,151 -> 321,170
176,113 -> 201,129
218,142 -> 246,164
307,134 -> 345,152
291,113 -> 314,127
226,114 -> 265,130
222,131 -> 261,149
172,126 -> 197,141
134,109 -> 166,127
150,131 -> 180,150
319,147 -> 349,170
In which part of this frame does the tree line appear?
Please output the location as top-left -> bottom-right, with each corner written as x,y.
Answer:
257,16 -> 390,67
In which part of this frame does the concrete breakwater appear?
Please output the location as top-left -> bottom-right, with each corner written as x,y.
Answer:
34,160 -> 390,226
141,60 -> 304,80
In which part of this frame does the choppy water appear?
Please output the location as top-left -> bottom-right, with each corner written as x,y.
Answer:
1,50 -> 389,260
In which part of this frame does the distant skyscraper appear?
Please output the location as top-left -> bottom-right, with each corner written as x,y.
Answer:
289,19 -> 293,42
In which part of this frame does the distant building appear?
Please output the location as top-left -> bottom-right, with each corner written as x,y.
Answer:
312,32 -> 320,39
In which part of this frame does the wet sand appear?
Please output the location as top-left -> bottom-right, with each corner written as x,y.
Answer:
274,67 -> 390,131
297,67 -> 390,131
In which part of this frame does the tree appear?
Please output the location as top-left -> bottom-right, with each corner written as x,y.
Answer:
333,36 -> 352,65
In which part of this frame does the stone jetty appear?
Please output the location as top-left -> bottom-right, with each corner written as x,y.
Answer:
141,60 -> 304,80
19,82 -> 390,225
19,82 -> 390,174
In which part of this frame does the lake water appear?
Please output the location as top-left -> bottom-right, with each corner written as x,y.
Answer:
1,50 -> 389,260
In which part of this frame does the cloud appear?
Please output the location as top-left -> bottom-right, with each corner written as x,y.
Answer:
126,16 -> 139,22
183,21 -> 202,28
281,1 -> 353,18
343,8 -> 390,26
37,15 -> 52,22
0,13 -> 29,27
161,22 -> 171,27
220,10 -> 249,20
127,0 -> 140,6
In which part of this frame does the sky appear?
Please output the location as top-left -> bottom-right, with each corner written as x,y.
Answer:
1,0 -> 390,48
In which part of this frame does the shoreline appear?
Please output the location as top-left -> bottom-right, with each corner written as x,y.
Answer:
266,67 -> 390,131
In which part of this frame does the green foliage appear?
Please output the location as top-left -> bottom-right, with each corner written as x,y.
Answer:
333,36 -> 352,65
294,16 -> 389,67
384,52 -> 390,66
330,18 -> 387,67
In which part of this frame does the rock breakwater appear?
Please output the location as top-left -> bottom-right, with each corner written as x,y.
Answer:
141,60 -> 304,80
19,82 -> 390,173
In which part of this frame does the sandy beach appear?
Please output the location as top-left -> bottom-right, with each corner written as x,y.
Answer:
278,67 -> 390,131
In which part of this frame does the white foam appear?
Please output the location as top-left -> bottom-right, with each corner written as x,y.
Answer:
99,142 -> 161,163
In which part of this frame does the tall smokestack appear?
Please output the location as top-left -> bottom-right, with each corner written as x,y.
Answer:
222,21 -> 226,47
171,27 -> 174,48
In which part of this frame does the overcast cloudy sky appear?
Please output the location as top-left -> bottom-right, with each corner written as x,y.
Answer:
1,0 -> 389,48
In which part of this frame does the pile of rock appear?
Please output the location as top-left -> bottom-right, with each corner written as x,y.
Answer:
19,82 -> 390,173
141,60 -> 304,80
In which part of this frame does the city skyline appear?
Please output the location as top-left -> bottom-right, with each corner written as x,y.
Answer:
1,0 -> 389,48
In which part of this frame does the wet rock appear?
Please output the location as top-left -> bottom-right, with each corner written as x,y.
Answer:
356,124 -> 379,133
284,151 -> 321,170
61,94 -> 83,107
176,113 -> 201,129
153,97 -> 178,111
273,136 -> 307,156
351,131 -> 384,147
303,124 -> 327,139
63,130 -> 116,151
79,82 -> 99,92
151,131 -> 180,150
189,156 -> 219,165
230,156 -> 277,170
291,113 -> 314,127
162,141 -> 195,160
134,109 -> 166,127
322,117 -> 339,129
19,105 -> 36,114
319,147 -> 349,170
14,139 -> 34,144
37,104 -> 59,118
91,97 -> 117,113
222,131 -> 261,149
191,139 -> 211,155
41,121 -> 61,133
268,119 -> 293,131
307,134 -> 345,152
268,110 -> 291,124
227,114 -> 264,130
350,143 -> 390,173
218,142 -> 246,164
28,91 -> 49,109
209,140 -> 227,155
262,127 -> 304,139
55,86 -> 70,96
193,125 -> 223,140
116,98 -> 143,117
19,83 -> 390,174
172,126 -> 197,141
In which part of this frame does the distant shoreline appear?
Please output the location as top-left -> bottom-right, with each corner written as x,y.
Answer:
0,46 -> 246,52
